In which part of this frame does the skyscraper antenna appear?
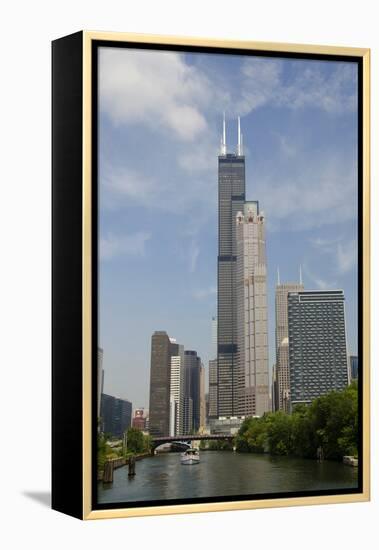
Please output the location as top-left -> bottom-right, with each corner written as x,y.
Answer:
237,116 -> 241,155
299,264 -> 303,285
220,112 -> 227,155
277,267 -> 280,285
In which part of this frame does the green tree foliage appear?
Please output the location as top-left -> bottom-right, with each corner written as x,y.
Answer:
308,382 -> 358,459
235,416 -> 267,453
126,427 -> 151,454
207,439 -> 234,451
266,412 -> 294,455
97,431 -> 109,470
236,383 -> 358,461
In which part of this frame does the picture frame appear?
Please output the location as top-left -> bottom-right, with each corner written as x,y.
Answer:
52,30 -> 370,520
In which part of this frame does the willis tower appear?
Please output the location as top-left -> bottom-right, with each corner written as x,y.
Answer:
216,115 -> 245,417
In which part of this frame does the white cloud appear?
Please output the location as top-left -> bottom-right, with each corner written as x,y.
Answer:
280,63 -> 357,114
99,48 -> 211,141
255,153 -> 357,232
274,133 -> 297,158
188,240 -> 200,273
309,236 -> 357,276
100,231 -> 151,261
336,239 -> 357,274
99,50 -> 358,233
234,58 -> 282,115
303,264 -> 337,290
192,286 -> 217,300
101,165 -> 158,206
234,58 -> 357,116
310,236 -> 343,255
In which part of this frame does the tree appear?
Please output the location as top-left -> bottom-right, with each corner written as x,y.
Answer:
97,432 -> 108,470
126,427 -> 145,453
292,383 -> 358,460
235,383 -> 358,461
208,439 -> 233,451
266,412 -> 294,455
236,416 -> 267,453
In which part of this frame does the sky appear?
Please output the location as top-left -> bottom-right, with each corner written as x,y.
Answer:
98,46 -> 359,409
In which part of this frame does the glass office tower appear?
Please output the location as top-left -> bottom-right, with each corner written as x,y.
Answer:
288,290 -> 349,407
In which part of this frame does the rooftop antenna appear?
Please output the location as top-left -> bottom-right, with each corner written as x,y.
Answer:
277,267 -> 280,286
220,112 -> 227,155
299,264 -> 303,285
237,116 -> 243,156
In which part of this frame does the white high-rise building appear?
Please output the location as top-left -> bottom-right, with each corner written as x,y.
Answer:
236,202 -> 270,417
169,344 -> 184,436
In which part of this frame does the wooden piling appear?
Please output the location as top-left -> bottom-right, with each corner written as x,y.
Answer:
103,460 -> 114,483
128,455 -> 136,477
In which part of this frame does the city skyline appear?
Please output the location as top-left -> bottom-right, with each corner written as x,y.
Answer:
99,47 -> 358,408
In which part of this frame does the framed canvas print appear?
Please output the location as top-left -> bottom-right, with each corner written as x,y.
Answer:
52,31 -> 370,520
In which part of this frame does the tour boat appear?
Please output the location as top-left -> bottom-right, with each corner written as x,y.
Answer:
180,448 -> 200,465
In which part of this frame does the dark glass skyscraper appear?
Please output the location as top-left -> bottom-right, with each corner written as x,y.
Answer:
216,117 -> 245,417
149,331 -> 179,437
184,350 -> 202,432
288,290 -> 349,407
100,393 -> 132,437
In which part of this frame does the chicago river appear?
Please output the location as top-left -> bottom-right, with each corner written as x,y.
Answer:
98,452 -> 358,504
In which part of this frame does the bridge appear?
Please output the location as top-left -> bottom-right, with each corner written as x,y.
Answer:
151,433 -> 235,450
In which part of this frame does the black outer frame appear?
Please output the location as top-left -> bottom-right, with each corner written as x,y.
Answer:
52,32 -> 364,520
52,31 -> 84,519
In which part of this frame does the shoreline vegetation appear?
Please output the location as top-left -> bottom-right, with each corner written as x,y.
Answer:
98,383 -> 358,478
235,382 -> 358,461
98,427 -> 152,479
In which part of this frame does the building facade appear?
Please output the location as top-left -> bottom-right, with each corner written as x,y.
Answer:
97,347 -> 104,418
235,202 -> 270,417
169,343 -> 185,436
288,290 -> 349,407
274,281 -> 304,412
199,364 -> 206,432
184,350 -> 203,433
132,408 -> 146,431
148,331 -> 179,437
217,116 -> 246,417
208,358 -> 218,419
100,393 -> 132,438
208,317 -> 218,420
271,364 -> 278,412
183,397 -> 193,434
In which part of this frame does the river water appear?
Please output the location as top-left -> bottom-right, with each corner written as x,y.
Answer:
97,451 -> 358,505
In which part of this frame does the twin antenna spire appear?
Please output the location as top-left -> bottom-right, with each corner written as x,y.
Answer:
220,113 -> 243,156
277,266 -> 303,286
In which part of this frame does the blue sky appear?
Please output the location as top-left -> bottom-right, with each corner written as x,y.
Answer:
98,47 -> 358,409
